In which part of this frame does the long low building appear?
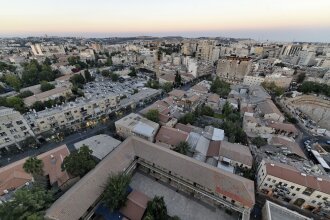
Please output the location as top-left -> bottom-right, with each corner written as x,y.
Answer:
45,136 -> 255,220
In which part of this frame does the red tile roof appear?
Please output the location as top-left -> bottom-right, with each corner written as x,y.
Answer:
156,126 -> 189,148
120,190 -> 150,220
265,160 -> 330,194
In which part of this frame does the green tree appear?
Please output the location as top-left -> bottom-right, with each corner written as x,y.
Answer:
261,82 -> 285,96
179,112 -> 195,124
174,141 -> 190,155
84,69 -> 94,82
0,186 -> 54,219
222,101 -> 233,117
40,81 -> 55,92
61,145 -> 96,177
6,96 -> 25,113
106,57 -> 113,66
161,82 -> 173,93
251,136 -> 267,148
144,196 -> 168,220
128,67 -> 137,77
23,156 -> 43,176
296,72 -> 306,84
103,173 -> 131,211
70,74 -> 86,88
43,57 -> 52,66
18,90 -> 34,98
210,76 -> 231,97
145,109 -> 160,123
145,79 -> 160,89
201,105 -> 214,117
174,72 -> 181,86
110,73 -> 119,82
4,74 -> 22,91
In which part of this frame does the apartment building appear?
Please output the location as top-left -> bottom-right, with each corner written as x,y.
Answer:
115,113 -> 160,142
280,45 -> 303,57
217,56 -> 252,84
0,107 -> 35,149
196,40 -> 216,61
257,159 -> 330,215
24,94 -> 119,135
243,75 -> 265,86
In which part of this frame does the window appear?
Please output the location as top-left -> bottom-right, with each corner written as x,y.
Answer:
292,193 -> 296,196
316,195 -> 321,198
323,197 -> 328,201
16,120 -> 23,125
269,185 -> 273,188
267,178 -> 271,181
296,188 -> 300,191
264,183 -> 268,187
272,180 -> 276,183
290,186 -> 294,189
283,183 -> 288,187
40,121 -> 45,124
302,187 -> 315,196
317,202 -> 322,206
311,200 -> 316,204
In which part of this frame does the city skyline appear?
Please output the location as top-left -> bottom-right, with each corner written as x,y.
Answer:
1,0 -> 330,42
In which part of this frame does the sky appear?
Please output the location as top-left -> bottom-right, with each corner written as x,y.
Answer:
1,0 -> 330,42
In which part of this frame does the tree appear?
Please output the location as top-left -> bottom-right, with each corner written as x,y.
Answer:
84,69 -> 94,82
174,72 -> 181,86
222,101 -> 233,117
0,186 -> 54,219
103,173 -> 131,211
174,141 -> 190,155
144,196 -> 167,220
70,74 -> 86,88
40,81 -> 55,92
251,136 -> 267,148
106,57 -> 113,66
61,145 -> 96,177
23,156 -> 43,176
4,74 -> 22,91
18,90 -> 34,98
296,72 -> 306,84
128,67 -> 137,77
261,82 -> 285,96
145,109 -> 160,123
6,96 -> 25,113
201,105 -> 214,117
179,112 -> 195,124
161,82 -> 173,93
43,57 -> 52,65
145,79 -> 160,89
210,76 -> 231,97
110,73 -> 119,82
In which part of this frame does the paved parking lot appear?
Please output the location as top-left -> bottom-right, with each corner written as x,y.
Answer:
130,172 -> 238,220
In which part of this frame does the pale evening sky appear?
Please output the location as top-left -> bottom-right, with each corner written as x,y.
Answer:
1,0 -> 330,42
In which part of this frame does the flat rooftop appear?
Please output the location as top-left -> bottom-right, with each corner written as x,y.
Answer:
264,200 -> 311,220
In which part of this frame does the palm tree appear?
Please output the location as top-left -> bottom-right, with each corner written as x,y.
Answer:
174,141 -> 190,155
145,196 -> 167,220
23,156 -> 43,176
103,173 -> 131,211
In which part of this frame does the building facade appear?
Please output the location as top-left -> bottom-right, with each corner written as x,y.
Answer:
0,107 -> 35,149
